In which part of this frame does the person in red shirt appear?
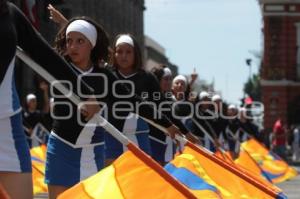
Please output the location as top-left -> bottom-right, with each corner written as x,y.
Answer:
271,118 -> 287,160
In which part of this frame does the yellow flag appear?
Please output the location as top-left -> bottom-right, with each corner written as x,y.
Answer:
59,143 -> 197,199
182,142 -> 286,199
242,139 -> 298,183
30,145 -> 48,195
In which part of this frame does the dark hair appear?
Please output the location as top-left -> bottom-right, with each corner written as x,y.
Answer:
151,64 -> 168,82
110,33 -> 143,71
54,16 -> 110,65
0,0 -> 8,15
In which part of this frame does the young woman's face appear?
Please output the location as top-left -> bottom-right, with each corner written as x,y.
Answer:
172,79 -> 186,100
115,43 -> 135,70
66,31 -> 93,66
160,75 -> 172,92
199,97 -> 210,110
27,99 -> 37,110
172,79 -> 186,94
227,108 -> 238,117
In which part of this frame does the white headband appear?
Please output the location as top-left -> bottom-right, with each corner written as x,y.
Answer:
163,67 -> 172,77
115,35 -> 134,47
172,75 -> 187,85
212,94 -> 222,102
228,104 -> 237,110
199,91 -> 209,100
26,94 -> 36,103
66,20 -> 97,47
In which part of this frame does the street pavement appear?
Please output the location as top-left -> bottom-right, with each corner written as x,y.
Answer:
277,164 -> 300,199
34,193 -> 48,199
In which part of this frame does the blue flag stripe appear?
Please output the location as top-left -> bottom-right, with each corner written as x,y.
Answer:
165,163 -> 218,192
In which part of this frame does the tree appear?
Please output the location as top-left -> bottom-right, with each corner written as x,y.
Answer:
243,74 -> 261,101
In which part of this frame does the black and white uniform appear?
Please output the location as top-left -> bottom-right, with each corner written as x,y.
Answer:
190,109 -> 218,152
210,114 -> 229,150
46,65 -> 172,186
22,109 -> 43,147
226,118 -> 241,154
150,96 -> 190,163
0,2 -> 93,173
239,120 -> 260,141
46,66 -> 106,187
105,69 -> 172,159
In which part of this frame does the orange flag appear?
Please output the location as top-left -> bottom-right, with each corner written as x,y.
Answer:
30,145 -> 48,195
235,148 -> 282,194
59,143 -> 197,199
182,142 -> 287,199
165,153 -> 223,198
242,138 -> 298,183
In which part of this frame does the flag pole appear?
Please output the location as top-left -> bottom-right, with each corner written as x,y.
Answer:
185,141 -> 280,198
139,116 -> 187,144
191,118 -> 232,162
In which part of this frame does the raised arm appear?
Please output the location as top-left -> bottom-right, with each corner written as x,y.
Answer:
10,3 -> 100,120
47,4 -> 68,27
11,3 -> 94,96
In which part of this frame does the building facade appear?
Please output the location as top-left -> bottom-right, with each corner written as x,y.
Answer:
259,0 -> 300,131
144,35 -> 178,75
42,0 -> 145,47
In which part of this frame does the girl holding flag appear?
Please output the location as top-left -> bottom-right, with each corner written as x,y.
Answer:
47,16 -> 183,198
151,65 -> 198,164
105,34 -> 184,163
45,17 -> 110,198
47,5 -> 187,164
48,4 -> 184,164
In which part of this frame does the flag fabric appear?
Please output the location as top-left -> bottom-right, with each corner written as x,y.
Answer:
242,138 -> 298,183
58,143 -> 197,199
214,150 -> 234,164
58,140 -> 287,199
30,145 -> 48,195
234,148 -> 283,194
22,0 -> 39,29
30,144 -> 47,164
235,148 -> 272,183
213,148 -> 283,195
181,142 -> 287,199
165,153 -> 223,198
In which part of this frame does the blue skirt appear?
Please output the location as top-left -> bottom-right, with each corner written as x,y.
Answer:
45,133 -> 105,187
150,136 -> 176,163
105,114 -> 151,159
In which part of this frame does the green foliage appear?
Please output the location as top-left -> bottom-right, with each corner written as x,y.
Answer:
243,74 -> 261,101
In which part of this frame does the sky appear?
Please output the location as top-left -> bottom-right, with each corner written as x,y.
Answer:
144,0 -> 262,104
